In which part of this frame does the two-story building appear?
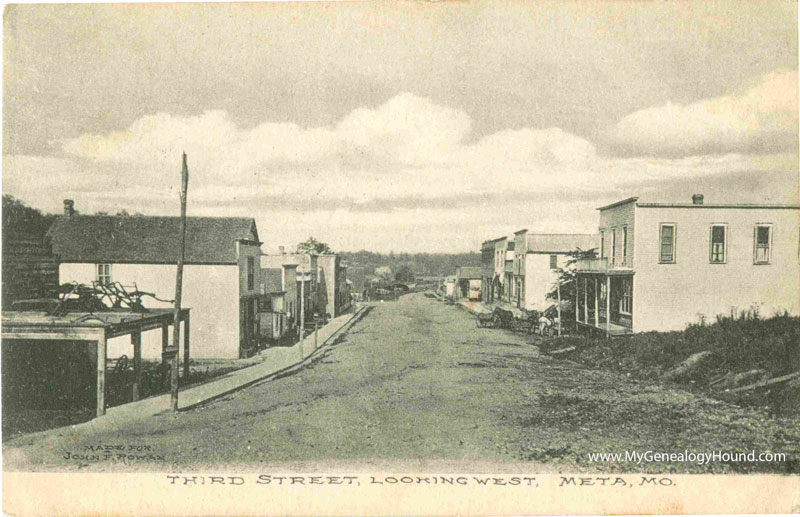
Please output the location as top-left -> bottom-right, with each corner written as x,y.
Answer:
317,254 -> 350,320
574,195 -> 800,335
511,230 -> 598,311
258,263 -> 298,346
47,201 -> 263,359
480,236 -> 510,304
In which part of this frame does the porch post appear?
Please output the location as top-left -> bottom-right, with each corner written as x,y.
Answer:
574,276 -> 579,324
132,330 -> 142,402
183,312 -> 191,380
606,275 -> 612,338
583,276 -> 588,323
594,277 -> 599,328
96,334 -> 107,417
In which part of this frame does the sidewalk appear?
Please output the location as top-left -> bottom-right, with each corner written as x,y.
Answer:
75,305 -> 366,432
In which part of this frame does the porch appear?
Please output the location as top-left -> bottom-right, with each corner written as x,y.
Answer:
574,266 -> 634,337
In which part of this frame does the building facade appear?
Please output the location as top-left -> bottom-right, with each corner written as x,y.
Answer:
575,195 -> 800,334
48,203 -> 263,359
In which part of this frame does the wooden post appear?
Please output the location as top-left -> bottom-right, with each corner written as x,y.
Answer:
556,279 -> 562,337
583,277 -> 588,324
606,275 -> 612,338
574,276 -> 579,326
594,277 -> 599,328
171,152 -> 189,411
132,330 -> 142,402
183,312 -> 190,380
299,274 -> 305,359
161,323 -> 170,391
96,335 -> 107,417
314,313 -> 319,349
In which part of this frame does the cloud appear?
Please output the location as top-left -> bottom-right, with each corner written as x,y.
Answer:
5,87 -> 798,252
605,69 -> 799,157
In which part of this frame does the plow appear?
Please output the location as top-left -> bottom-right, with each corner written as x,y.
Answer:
9,281 -> 174,316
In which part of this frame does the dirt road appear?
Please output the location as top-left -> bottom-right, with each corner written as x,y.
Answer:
5,293 -> 799,472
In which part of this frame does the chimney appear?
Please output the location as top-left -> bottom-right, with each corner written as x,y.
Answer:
63,199 -> 75,216
692,194 -> 704,205
279,246 -> 285,255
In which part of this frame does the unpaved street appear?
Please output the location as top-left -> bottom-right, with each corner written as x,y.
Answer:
5,293 -> 799,473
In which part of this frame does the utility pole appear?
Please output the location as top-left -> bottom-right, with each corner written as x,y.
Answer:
299,271 -> 305,360
171,152 -> 189,411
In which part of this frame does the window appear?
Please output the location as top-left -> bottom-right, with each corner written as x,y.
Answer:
549,254 -> 558,269
659,224 -> 676,263
96,264 -> 112,285
247,256 -> 255,290
709,225 -> 727,264
600,231 -> 605,259
622,226 -> 628,265
611,228 -> 617,265
619,278 -> 632,314
754,224 -> 772,264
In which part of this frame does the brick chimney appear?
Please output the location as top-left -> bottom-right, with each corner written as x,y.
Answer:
63,199 -> 75,216
692,194 -> 704,205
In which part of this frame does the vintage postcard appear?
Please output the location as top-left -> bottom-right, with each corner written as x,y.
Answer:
2,1 -> 799,515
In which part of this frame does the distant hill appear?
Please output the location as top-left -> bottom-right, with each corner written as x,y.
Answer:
339,250 -> 481,280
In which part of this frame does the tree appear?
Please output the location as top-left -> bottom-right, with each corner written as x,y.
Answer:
546,247 -> 597,321
296,236 -> 332,255
2,195 -> 54,237
395,265 -> 415,283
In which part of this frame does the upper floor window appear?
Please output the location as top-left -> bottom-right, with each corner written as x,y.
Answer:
622,226 -> 628,265
754,224 -> 772,264
247,256 -> 256,290
659,224 -> 676,263
549,254 -> 558,269
96,263 -> 112,285
611,228 -> 617,266
599,231 -> 605,259
709,224 -> 727,264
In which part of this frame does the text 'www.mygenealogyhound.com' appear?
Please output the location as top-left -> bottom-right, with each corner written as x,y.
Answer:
587,450 -> 787,465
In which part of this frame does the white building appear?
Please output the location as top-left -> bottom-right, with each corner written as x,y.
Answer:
575,195 -> 800,335
512,230 -> 598,311
48,202 -> 262,359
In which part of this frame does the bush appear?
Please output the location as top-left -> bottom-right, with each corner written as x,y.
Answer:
544,310 -> 800,381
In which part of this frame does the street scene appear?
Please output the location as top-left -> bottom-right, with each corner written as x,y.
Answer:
2,2 -> 799,515
5,293 -> 798,473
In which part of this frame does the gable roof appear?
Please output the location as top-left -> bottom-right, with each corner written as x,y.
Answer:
47,215 -> 260,265
525,233 -> 598,253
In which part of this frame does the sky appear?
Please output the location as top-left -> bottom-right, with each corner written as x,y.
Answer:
3,1 -> 798,253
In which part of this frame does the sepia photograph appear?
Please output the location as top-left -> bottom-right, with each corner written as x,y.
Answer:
2,1 -> 799,515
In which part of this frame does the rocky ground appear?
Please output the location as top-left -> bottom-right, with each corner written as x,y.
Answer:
5,292 -> 799,473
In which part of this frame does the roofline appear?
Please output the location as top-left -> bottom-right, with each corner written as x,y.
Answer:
525,233 -> 598,237
527,248 -> 597,255
56,259 -> 238,266
635,202 -> 800,209
513,228 -> 528,235
481,236 -> 508,245
596,197 -> 639,211
236,238 -> 263,246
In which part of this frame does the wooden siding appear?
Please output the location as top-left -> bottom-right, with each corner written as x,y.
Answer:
2,233 -> 59,306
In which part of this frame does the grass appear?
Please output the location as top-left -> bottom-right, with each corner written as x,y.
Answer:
541,309 -> 800,415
